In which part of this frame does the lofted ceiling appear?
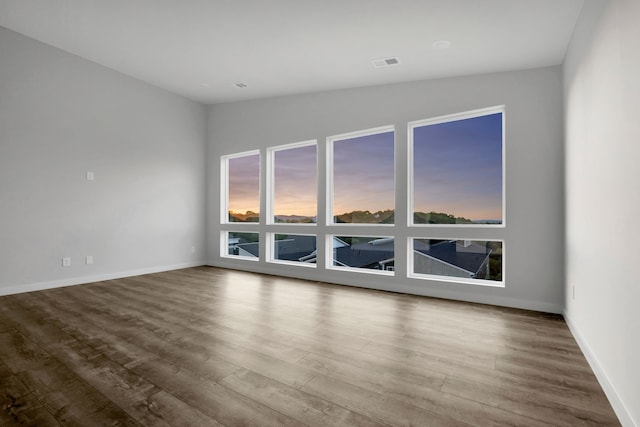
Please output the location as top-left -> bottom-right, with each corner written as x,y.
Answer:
0,0 -> 584,104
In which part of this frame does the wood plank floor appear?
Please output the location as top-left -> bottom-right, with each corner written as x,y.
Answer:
0,267 -> 620,426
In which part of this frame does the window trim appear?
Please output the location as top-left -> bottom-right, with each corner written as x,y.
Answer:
325,234 -> 396,276
221,230 -> 260,261
220,150 -> 261,225
218,107 -> 507,289
266,140 -> 318,226
408,105 -> 506,228
326,125 -> 396,226
407,237 -> 505,287
266,232 -> 318,268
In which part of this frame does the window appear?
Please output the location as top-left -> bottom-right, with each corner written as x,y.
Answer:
328,236 -> 395,274
328,127 -> 395,224
222,151 -> 260,223
219,106 -> 506,289
268,141 -> 317,224
268,234 -> 317,266
409,107 -> 504,226
223,231 -> 260,260
410,238 -> 503,285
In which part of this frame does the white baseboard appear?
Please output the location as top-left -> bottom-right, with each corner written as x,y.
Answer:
208,259 -> 564,314
564,311 -> 637,427
0,261 -> 206,297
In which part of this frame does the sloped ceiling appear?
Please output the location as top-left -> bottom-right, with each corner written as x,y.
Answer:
0,0 -> 584,103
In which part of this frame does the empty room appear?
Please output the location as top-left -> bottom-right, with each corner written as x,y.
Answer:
0,1 -> 638,426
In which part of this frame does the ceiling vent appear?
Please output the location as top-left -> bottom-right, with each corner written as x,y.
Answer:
371,57 -> 400,68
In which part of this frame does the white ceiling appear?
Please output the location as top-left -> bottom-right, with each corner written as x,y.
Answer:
0,0 -> 584,104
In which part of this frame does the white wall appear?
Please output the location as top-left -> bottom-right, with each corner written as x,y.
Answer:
207,66 -> 566,313
563,1 -> 640,425
0,27 -> 207,295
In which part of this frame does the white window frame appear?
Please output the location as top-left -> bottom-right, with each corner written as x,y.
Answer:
326,234 -> 395,276
220,150 -> 261,225
407,237 -> 505,287
326,125 -> 395,226
408,106 -> 506,228
266,233 -> 317,268
220,230 -> 260,261
266,140 -> 318,226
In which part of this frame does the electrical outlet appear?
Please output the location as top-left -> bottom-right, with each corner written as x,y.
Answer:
86,255 -> 94,265
191,246 -> 196,254
62,257 -> 71,267
572,285 -> 575,300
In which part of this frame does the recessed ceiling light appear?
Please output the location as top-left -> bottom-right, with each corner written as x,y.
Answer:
235,83 -> 248,88
432,40 -> 451,50
371,57 -> 400,68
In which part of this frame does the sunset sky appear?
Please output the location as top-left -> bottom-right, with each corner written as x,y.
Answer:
227,113 -> 502,221
227,153 -> 260,214
273,144 -> 317,217
333,131 -> 395,215
413,112 -> 503,221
